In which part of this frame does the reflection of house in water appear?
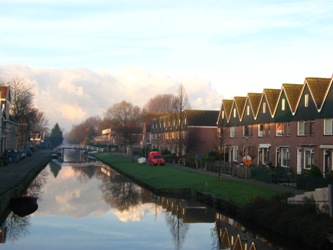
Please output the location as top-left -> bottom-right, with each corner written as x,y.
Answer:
215,213 -> 273,250
142,193 -> 216,224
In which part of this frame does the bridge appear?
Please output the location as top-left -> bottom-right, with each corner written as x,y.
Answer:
51,158 -> 103,167
53,144 -> 105,153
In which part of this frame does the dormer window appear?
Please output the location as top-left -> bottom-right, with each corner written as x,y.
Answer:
246,105 -> 250,116
233,108 -> 236,118
282,99 -> 285,111
305,94 -> 309,107
263,102 -> 266,114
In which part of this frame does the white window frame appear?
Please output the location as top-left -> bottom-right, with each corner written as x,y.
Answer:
324,119 -> 333,135
233,108 -> 236,118
230,127 -> 235,138
258,124 -> 265,137
280,148 -> 290,167
304,149 -> 314,169
246,105 -> 250,116
298,121 -> 307,136
232,146 -> 238,162
282,98 -> 285,111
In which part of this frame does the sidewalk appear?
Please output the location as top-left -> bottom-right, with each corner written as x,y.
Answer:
0,149 -> 52,195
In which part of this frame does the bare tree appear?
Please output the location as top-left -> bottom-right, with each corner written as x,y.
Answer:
6,76 -> 43,148
104,100 -> 143,152
144,94 -> 175,113
66,116 -> 101,144
171,84 -> 191,156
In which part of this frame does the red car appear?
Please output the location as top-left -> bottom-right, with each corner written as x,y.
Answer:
148,151 -> 165,165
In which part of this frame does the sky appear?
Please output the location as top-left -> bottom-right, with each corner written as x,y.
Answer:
0,0 -> 333,132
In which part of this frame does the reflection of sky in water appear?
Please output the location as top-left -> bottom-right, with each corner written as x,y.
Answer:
1,164 -> 215,250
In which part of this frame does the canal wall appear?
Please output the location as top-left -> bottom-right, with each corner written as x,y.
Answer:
0,150 -> 52,221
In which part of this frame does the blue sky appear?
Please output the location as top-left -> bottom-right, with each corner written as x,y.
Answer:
0,0 -> 333,131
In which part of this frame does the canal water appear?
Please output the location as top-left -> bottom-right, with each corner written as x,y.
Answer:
0,150 -> 313,250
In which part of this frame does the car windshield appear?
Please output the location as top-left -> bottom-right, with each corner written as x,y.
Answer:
153,155 -> 162,159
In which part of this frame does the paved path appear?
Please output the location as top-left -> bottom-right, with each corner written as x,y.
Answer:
0,149 -> 52,195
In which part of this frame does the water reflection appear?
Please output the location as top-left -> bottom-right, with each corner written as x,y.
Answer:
0,155 -> 309,249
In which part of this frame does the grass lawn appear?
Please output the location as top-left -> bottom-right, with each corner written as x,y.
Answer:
95,153 -> 280,206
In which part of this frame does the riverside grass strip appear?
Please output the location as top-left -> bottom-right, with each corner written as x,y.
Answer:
95,153 -> 279,206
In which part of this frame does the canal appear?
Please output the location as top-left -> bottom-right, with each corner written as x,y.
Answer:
0,150 -> 313,249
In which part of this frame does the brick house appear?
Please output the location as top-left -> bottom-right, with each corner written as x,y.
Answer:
217,76 -> 333,176
149,110 -> 219,156
0,86 -> 18,155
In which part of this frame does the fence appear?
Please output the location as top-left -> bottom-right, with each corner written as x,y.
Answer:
251,166 -> 295,184
296,175 -> 333,191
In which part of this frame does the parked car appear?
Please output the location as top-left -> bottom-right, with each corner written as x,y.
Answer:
148,151 -> 165,166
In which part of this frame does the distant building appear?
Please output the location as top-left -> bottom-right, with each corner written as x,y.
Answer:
150,110 -> 219,155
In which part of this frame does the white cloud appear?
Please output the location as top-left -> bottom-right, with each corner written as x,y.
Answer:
0,65 -> 221,131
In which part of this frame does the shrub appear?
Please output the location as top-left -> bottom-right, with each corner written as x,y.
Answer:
304,165 -> 323,178
242,195 -> 333,248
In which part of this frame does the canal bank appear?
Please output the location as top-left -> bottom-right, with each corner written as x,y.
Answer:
0,149 -> 52,218
94,153 -> 333,249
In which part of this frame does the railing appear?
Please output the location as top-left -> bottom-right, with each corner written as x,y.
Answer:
53,144 -> 105,153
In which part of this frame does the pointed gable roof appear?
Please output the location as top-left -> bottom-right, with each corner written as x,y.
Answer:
222,99 -> 233,122
247,93 -> 262,119
233,96 -> 246,121
305,77 -> 331,111
217,99 -> 233,125
281,83 -> 303,114
262,89 -> 280,117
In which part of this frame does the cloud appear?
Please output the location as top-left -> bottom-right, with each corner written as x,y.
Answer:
0,65 -> 221,132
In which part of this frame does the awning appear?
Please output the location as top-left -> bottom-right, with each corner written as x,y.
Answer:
259,144 -> 271,148
319,145 -> 333,149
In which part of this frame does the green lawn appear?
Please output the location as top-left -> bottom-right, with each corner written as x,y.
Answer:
95,153 -> 280,206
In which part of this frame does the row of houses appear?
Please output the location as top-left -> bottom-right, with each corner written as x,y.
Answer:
217,75 -> 333,176
96,75 -> 333,176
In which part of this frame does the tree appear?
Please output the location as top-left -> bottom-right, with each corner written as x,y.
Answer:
144,94 -> 175,113
104,100 -> 143,152
49,123 -> 63,148
6,77 -> 35,147
171,84 -> 191,156
6,76 -> 49,148
66,116 -> 101,144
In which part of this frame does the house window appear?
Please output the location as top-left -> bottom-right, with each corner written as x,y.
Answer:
232,146 -> 238,162
280,148 -> 290,167
324,119 -> 333,135
267,124 -> 270,136
298,121 -> 307,136
258,124 -> 265,137
286,122 -> 291,136
233,108 -> 236,118
305,94 -> 309,107
246,105 -> 250,116
282,98 -> 285,111
276,123 -> 284,136
304,149 -> 314,169
310,120 -> 315,135
263,102 -> 266,114
230,127 -> 235,138
222,111 -> 224,119
244,125 -> 249,137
